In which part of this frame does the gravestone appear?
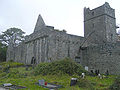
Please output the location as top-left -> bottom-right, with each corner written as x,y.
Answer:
38,79 -> 45,86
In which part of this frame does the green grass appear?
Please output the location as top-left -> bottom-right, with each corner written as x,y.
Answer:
0,61 -> 117,90
87,75 -> 116,90
0,61 -> 24,68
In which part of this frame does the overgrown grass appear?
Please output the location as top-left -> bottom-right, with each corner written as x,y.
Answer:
109,75 -> 120,90
0,61 -> 24,67
34,58 -> 88,76
87,75 -> 116,90
0,61 -> 24,74
0,59 -> 117,90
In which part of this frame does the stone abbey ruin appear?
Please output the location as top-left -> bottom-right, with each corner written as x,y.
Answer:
7,2 -> 120,74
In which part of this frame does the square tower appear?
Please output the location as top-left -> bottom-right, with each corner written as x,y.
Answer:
84,2 -> 117,45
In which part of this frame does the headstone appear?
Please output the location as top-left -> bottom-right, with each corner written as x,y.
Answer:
85,66 -> 88,71
0,65 -> 2,70
3,83 -> 12,87
38,79 -> 45,86
105,70 -> 109,75
81,73 -> 85,79
98,73 -> 102,79
70,78 -> 77,86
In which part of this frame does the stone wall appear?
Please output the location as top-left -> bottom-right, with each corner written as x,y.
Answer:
9,26 -> 84,64
48,31 -> 84,61
6,43 -> 14,61
7,2 -> 120,75
84,2 -> 117,45
82,42 -> 120,75
14,42 -> 26,63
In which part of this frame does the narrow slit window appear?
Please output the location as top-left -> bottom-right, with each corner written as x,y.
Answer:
92,12 -> 94,15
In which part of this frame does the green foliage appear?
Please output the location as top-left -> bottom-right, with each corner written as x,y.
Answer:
0,72 -> 6,78
0,27 -> 25,46
6,68 -> 28,78
6,68 -> 20,78
0,61 -> 24,68
0,27 -> 25,62
87,75 -> 116,89
0,61 -> 116,90
77,78 -> 94,90
109,76 -> 120,90
34,58 -> 87,76
0,61 -> 24,72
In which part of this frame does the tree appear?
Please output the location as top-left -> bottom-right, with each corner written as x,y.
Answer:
0,28 -> 25,46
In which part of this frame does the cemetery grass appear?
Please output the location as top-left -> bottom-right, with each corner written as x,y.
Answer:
0,61 -> 117,90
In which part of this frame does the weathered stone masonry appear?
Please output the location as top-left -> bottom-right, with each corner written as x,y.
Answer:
82,43 -> 120,75
7,14 -> 84,64
7,2 -> 120,75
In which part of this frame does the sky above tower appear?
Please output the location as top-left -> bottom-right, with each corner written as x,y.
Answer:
0,0 -> 120,36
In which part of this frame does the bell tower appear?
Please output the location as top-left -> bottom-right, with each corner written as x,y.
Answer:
84,2 -> 117,45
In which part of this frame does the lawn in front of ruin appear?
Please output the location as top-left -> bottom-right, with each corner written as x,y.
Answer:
0,60 -> 117,90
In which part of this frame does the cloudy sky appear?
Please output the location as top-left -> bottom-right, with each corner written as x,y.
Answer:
0,0 -> 120,36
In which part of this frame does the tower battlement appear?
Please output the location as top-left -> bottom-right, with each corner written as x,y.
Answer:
84,2 -> 115,22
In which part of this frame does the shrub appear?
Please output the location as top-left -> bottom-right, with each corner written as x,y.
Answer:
34,58 -> 88,76
109,76 -> 120,90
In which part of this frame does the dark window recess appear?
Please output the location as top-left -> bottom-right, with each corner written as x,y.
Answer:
111,34 -> 113,41
68,45 -> 70,57
92,12 -> 94,15
31,57 -> 36,64
75,57 -> 81,63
